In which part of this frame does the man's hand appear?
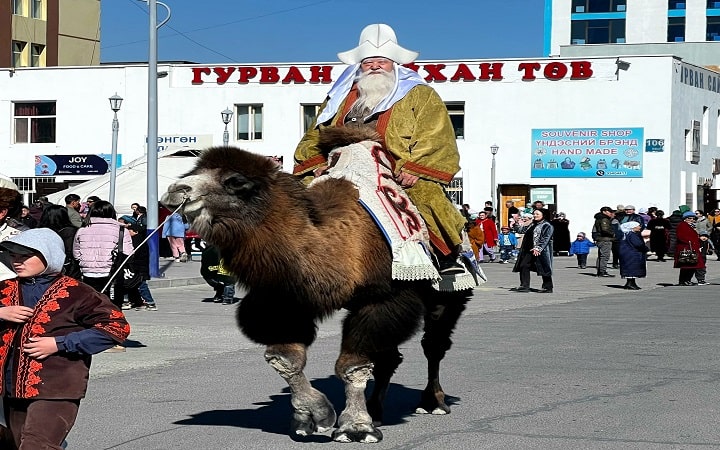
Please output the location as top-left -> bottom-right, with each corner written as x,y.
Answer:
532,248 -> 541,256
0,306 -> 34,323
396,171 -> 419,188
313,165 -> 329,177
23,337 -> 58,360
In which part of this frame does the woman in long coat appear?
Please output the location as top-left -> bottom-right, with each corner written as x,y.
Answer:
619,221 -> 648,289
646,210 -> 671,261
511,208 -> 554,293
674,211 -> 705,286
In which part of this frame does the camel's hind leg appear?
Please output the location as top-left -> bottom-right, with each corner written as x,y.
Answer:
416,291 -> 469,415
265,343 -> 337,436
366,348 -> 403,426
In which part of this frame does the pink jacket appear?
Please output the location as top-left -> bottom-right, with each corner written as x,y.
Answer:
73,218 -> 134,276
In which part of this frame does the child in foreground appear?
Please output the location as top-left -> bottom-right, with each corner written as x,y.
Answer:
0,228 -> 130,449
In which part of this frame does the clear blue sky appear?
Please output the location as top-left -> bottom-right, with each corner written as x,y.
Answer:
100,0 -> 546,64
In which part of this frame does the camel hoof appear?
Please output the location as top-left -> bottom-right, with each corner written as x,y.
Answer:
332,424 -> 383,443
415,402 -> 451,415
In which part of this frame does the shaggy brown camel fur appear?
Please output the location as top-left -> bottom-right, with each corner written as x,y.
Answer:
161,129 -> 470,443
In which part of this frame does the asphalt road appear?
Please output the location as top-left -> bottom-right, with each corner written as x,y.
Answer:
66,254 -> 720,449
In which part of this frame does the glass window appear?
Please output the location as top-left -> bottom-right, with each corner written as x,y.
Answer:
12,0 -> 23,15
31,0 -> 42,19
572,0 -> 626,13
31,44 -> 44,67
13,102 -> 56,144
709,0 -> 720,9
301,104 -> 320,133
571,19 -> 625,44
12,41 -> 25,67
236,104 -> 263,141
669,0 -> 686,9
707,16 -> 720,40
445,103 -> 465,139
668,17 -> 685,42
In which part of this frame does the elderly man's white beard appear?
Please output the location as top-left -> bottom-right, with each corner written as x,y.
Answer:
355,69 -> 396,111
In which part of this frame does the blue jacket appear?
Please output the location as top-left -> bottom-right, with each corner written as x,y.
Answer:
498,232 -> 517,247
162,213 -> 187,238
569,238 -> 595,255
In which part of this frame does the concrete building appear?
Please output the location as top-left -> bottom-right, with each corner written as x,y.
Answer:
1,0 -> 101,68
546,0 -> 720,65
1,53 -> 719,234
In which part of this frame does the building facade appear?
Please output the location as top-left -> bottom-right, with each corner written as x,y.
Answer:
1,54 -> 719,234
546,0 -> 720,65
1,0 -> 101,69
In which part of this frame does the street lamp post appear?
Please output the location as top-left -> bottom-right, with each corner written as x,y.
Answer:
108,93 -> 123,205
490,143 -> 499,220
221,107 -> 233,146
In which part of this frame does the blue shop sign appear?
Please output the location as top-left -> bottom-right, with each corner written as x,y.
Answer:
35,154 -> 115,176
645,139 -> 665,152
530,127 -> 644,178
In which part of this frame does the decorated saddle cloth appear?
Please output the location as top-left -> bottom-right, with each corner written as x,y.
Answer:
309,140 -> 441,283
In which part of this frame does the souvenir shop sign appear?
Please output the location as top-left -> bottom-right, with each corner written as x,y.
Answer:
530,127 -> 643,178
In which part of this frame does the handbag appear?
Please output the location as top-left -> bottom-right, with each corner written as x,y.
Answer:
678,242 -> 699,265
110,227 -> 143,289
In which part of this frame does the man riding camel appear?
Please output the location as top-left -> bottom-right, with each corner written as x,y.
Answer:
294,24 -> 467,274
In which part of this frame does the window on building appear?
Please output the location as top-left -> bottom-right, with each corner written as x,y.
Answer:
668,17 -> 685,42
669,0 -> 686,9
12,0 -> 23,15
31,0 -> 42,19
686,121 -> 700,164
12,41 -> 25,67
446,177 -> 464,207
709,0 -> 720,9
571,19 -> 626,44
445,103 -> 465,139
707,16 -> 720,40
703,107 -> 709,145
236,104 -> 263,141
301,104 -> 320,133
30,44 -> 44,67
571,0 -> 626,13
13,102 -> 56,144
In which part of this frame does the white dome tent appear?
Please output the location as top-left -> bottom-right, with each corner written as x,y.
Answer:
46,148 -> 202,215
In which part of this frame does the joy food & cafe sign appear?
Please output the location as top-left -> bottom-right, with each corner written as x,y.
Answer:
190,61 -> 596,85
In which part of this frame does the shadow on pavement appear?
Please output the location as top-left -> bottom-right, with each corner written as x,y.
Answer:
172,376 -> 457,435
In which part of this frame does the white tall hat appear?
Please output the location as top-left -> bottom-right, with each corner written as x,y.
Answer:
337,24 -> 419,65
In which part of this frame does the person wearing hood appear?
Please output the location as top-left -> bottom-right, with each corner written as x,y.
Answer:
0,228 -> 130,449
618,221 -> 648,290
293,24 -> 467,275
674,211 -> 706,286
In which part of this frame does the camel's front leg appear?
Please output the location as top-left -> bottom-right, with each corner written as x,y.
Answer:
265,343 -> 337,436
332,352 -> 383,443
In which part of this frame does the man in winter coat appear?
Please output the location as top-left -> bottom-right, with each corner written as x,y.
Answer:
592,206 -> 616,277
293,24 -> 466,274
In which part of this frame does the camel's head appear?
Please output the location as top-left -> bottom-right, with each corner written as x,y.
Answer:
161,146 -> 283,245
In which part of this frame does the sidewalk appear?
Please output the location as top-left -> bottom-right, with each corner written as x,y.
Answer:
146,247 -> 717,294
146,256 -> 206,289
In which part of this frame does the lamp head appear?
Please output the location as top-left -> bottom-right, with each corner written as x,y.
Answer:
109,93 -> 123,112
490,144 -> 499,155
221,107 -> 233,125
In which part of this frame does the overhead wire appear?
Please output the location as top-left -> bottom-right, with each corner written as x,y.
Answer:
102,0 -> 333,62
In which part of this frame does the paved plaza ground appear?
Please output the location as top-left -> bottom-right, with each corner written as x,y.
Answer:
66,251 -> 720,449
